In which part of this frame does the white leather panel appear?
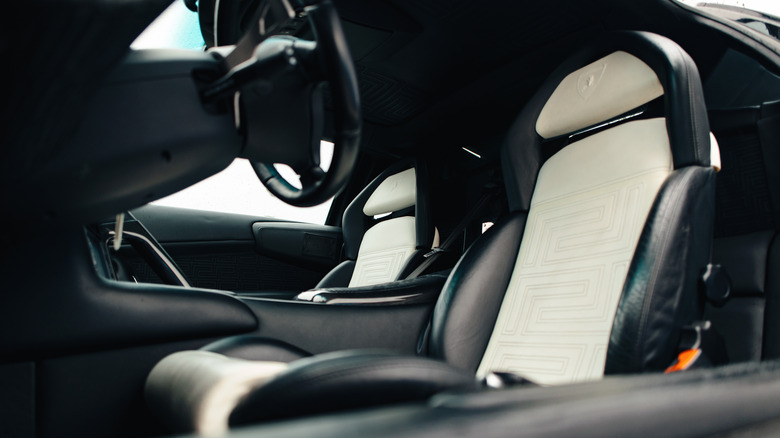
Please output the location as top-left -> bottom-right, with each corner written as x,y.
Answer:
363,168 -> 417,216
349,216 -> 417,287
710,132 -> 722,172
145,351 -> 287,436
477,118 -> 673,385
536,51 -> 663,139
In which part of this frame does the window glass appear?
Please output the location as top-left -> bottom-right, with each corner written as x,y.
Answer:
677,1 -> 780,42
132,0 -> 205,50
134,2 -> 335,224
153,143 -> 335,224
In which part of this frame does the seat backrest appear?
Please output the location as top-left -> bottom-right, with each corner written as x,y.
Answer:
315,160 -> 437,288
428,31 -> 718,385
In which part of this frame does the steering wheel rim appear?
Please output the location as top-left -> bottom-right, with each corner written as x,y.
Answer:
239,0 -> 360,207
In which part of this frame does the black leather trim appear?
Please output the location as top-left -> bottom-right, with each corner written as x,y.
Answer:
297,273 -> 447,306
220,360 -> 780,438
229,350 -> 476,424
315,260 -> 356,288
428,213 -> 527,372
0,227 -> 258,361
502,31 -> 711,212
342,158 -> 433,260
201,335 -> 310,362
239,297 -> 433,355
413,160 -> 435,249
606,166 -> 716,374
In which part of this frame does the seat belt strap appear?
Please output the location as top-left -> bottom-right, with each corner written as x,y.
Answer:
406,188 -> 498,280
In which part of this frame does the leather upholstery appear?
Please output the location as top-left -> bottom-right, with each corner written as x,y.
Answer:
148,30 -> 716,429
297,273 -> 446,305
428,213 -> 527,372
203,335 -> 310,363
349,216 -> 418,287
336,159 -> 436,287
536,51 -> 663,139
362,168 -> 417,216
342,159 -> 434,261
479,118 -> 675,384
606,166 -> 716,373
502,31 -> 711,213
229,350 -> 476,425
315,260 -> 356,289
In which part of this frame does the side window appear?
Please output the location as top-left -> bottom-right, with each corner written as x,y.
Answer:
153,143 -> 335,224
132,1 -> 205,50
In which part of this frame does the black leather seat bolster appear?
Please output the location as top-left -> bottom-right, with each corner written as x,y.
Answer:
428,212 -> 527,373
298,273 -> 447,305
315,260 -> 356,288
202,335 -> 311,362
606,166 -> 716,374
229,350 -> 477,425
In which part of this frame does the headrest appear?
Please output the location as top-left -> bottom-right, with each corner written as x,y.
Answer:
536,51 -> 663,139
362,168 -> 417,216
501,32 -> 712,212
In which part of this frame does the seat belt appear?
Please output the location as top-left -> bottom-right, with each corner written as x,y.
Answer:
406,187 -> 499,280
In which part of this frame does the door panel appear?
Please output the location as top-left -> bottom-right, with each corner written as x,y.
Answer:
129,205 -> 341,294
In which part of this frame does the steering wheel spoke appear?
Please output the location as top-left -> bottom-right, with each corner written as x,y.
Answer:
211,0 -> 360,207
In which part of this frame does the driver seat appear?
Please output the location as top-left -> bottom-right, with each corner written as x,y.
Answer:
146,31 -> 720,434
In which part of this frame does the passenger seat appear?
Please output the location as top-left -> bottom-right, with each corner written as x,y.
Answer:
315,159 -> 438,288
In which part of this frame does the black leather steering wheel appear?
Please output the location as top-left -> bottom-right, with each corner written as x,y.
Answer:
207,0 -> 360,207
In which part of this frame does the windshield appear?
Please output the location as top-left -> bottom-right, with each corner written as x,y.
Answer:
677,0 -> 780,42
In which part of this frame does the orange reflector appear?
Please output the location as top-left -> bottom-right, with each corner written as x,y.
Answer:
665,349 -> 702,373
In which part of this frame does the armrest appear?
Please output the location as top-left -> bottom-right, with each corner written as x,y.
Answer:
145,351 -> 287,436
231,350 -> 477,425
146,350 -> 476,435
295,272 -> 448,305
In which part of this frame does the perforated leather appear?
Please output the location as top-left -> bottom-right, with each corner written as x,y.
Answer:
477,119 -> 673,384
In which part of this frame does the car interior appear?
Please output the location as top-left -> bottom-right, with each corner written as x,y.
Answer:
2,0 -> 780,437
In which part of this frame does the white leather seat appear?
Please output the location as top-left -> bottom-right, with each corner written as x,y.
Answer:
315,160 -> 438,288
146,31 -> 722,434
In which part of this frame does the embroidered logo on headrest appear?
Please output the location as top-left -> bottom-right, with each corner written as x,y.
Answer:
577,63 -> 607,101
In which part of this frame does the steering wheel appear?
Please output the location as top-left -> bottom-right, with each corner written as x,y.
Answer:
205,0 -> 360,207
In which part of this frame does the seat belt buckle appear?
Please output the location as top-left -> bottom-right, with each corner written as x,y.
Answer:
423,248 -> 445,258
665,321 -> 712,373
